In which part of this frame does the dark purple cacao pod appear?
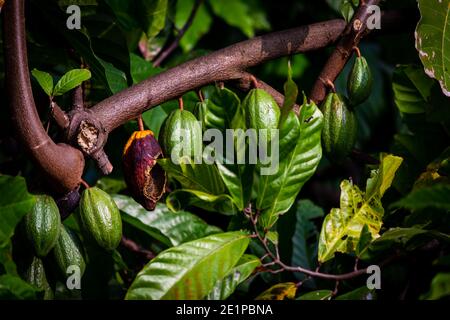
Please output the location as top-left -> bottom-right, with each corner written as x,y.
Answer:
122,130 -> 167,211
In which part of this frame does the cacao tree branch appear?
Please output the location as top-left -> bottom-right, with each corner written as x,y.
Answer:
2,0 -> 84,192
309,0 -> 381,104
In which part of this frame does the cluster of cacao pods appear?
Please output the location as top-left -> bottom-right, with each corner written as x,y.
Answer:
321,48 -> 372,162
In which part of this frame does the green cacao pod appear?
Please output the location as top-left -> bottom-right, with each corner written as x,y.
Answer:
25,195 -> 61,257
159,109 -> 202,163
123,130 -> 166,211
347,56 -> 373,106
321,93 -> 357,161
53,225 -> 86,277
25,256 -> 53,299
79,187 -> 122,250
242,89 -> 280,135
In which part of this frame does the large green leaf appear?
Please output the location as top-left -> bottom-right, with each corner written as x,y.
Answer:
175,0 -> 213,52
166,189 -> 237,215
130,53 -> 162,84
0,275 -> 39,300
392,184 -> 450,211
0,176 -> 36,247
336,287 -> 375,300
291,200 -> 324,281
113,194 -> 221,247
53,69 -> 91,96
392,65 -> 435,114
416,0 -> 450,96
215,162 -> 253,211
140,0 -> 168,40
257,101 -> 323,228
318,154 -> 403,262
206,254 -> 260,300
421,273 -> 450,300
125,231 -> 250,300
158,158 -> 226,195
31,69 -> 53,96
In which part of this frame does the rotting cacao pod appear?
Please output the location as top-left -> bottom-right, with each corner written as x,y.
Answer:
347,55 -> 373,106
25,195 -> 61,257
321,93 -> 357,162
79,187 -> 122,250
53,225 -> 86,278
123,130 -> 166,211
242,89 -> 280,136
25,256 -> 53,300
159,109 -> 203,163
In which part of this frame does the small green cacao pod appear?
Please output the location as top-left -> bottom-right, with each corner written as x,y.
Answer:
159,109 -> 203,163
347,55 -> 373,106
25,195 -> 61,257
79,187 -> 122,250
25,256 -> 53,300
321,93 -> 357,162
123,130 -> 167,211
242,89 -> 280,135
53,225 -> 86,278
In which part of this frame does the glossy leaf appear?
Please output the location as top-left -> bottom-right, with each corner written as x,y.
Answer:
125,231 -> 250,300
416,0 -> 450,96
206,254 -> 260,300
176,0 -> 212,52
279,61 -> 298,126
0,175 -> 36,247
166,189 -> 237,215
340,0 -> 355,22
201,86 -> 241,131
215,162 -> 252,211
297,290 -> 333,300
31,69 -> 53,96
255,282 -> 297,300
421,273 -> 450,300
53,69 -> 91,96
336,287 -> 375,300
0,275 -> 39,300
113,194 -> 221,247
257,101 -> 323,228
140,0 -> 168,40
95,177 -> 126,194
392,184 -> 450,211
318,154 -> 403,262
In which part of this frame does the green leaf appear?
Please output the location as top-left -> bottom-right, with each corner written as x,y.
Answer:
166,189 -> 237,216
158,158 -> 226,195
279,61 -> 298,126
297,290 -> 333,300
140,0 -> 168,40
130,53 -> 162,84
255,282 -> 297,300
421,273 -> 450,300
206,254 -> 260,300
203,86 -> 241,131
142,106 -> 171,138
336,287 -> 375,300
392,184 -> 450,211
113,195 -> 221,247
125,231 -> 250,300
392,65 -> 435,114
355,224 -> 373,258
0,175 -> 36,247
292,200 -> 324,281
176,0 -> 213,52
95,177 -> 126,194
318,154 -> 403,262
31,69 -> 53,96
416,0 -> 450,96
257,101 -> 323,228
0,275 -> 39,300
0,242 -> 17,275
53,69 -> 91,96
340,0 -> 355,22
215,162 -> 252,211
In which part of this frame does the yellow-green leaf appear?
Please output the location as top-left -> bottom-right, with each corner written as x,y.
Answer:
255,282 -> 297,300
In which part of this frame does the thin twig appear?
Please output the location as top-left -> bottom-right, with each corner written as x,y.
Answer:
121,236 -> 155,260
153,0 -> 204,67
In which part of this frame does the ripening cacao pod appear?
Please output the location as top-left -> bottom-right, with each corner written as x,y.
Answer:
79,187 -> 122,250
347,55 -> 373,106
53,225 -> 86,277
321,93 -> 357,162
159,109 -> 203,163
123,130 -> 166,211
242,89 -> 280,135
25,195 -> 61,257
25,256 -> 53,299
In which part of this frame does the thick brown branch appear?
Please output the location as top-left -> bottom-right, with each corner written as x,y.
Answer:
3,0 -> 84,192
309,0 -> 381,104
153,0 -> 204,67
